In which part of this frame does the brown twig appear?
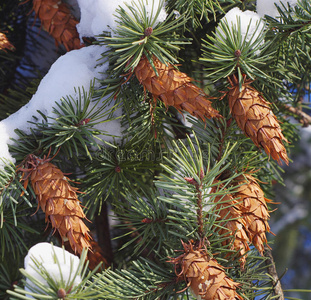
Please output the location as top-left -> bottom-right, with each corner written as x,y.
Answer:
185,168 -> 205,238
264,246 -> 285,300
283,103 -> 311,127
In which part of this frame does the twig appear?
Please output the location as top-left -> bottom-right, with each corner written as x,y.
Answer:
185,168 -> 205,238
283,104 -> 311,127
264,246 -> 285,300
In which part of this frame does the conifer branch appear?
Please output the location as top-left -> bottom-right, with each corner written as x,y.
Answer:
185,168 -> 205,238
282,103 -> 311,127
98,0 -> 189,73
200,15 -> 272,83
7,247 -> 101,299
264,246 -> 285,300
2,0 -> 311,298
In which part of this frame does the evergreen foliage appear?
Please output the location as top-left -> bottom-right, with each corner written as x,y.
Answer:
1,0 -> 311,299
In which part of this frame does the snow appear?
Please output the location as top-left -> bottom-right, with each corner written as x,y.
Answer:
0,0 -> 169,170
216,7 -> 265,49
0,45 -> 122,169
93,104 -> 123,144
257,0 -> 298,18
24,243 -> 82,298
76,0 -> 167,39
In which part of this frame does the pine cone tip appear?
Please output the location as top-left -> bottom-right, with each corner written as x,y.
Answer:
227,75 -> 289,165
169,241 -> 242,300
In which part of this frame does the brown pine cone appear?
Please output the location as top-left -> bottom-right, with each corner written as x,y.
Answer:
19,154 -> 91,254
233,174 -> 272,255
32,0 -> 82,51
170,241 -> 242,300
227,75 -> 289,165
0,32 -> 15,52
212,184 -> 250,269
135,55 -> 221,120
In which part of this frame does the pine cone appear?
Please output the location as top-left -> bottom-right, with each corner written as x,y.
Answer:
0,32 -> 15,52
233,174 -> 272,255
170,241 -> 242,300
212,185 -> 250,268
19,154 -> 91,254
32,0 -> 82,51
227,76 -> 289,165
135,55 -> 221,120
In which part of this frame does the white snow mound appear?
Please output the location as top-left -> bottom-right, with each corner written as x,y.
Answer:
216,7 -> 265,47
257,0 -> 298,18
0,45 -> 123,169
24,243 -> 82,298
76,0 -> 167,38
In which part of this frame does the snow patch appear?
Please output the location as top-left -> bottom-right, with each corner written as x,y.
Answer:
257,0 -> 298,18
24,243 -> 82,298
76,0 -> 167,38
216,8 -> 265,50
0,45 -> 123,168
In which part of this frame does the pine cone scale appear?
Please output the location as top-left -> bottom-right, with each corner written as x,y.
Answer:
228,77 -> 288,164
212,189 -> 250,268
135,55 -> 221,120
0,32 -> 15,52
233,174 -> 272,255
171,243 -> 242,300
20,155 -> 91,254
33,0 -> 82,51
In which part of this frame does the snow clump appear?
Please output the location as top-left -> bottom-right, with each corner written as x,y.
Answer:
257,0 -> 298,18
24,243 -> 82,298
216,7 -> 265,49
76,0 -> 167,38
0,45 -> 122,168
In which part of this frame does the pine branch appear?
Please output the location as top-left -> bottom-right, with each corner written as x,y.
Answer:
0,254 -> 21,299
119,82 -> 180,149
8,81 -> 120,164
81,143 -> 161,218
96,0 -> 190,98
2,0 -> 311,298
264,246 -> 285,300
0,159 -> 35,227
184,168 -> 205,238
200,13 -> 272,84
155,134 -> 238,243
0,77 -> 40,120
7,247 -> 100,299
0,203 -> 39,260
282,103 -> 311,127
115,188 -> 169,256
265,0 -> 311,37
166,0 -> 242,29
92,258 -> 178,299
31,82 -> 120,160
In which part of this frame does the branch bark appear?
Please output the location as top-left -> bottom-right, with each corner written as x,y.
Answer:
264,246 -> 285,300
283,103 -> 311,127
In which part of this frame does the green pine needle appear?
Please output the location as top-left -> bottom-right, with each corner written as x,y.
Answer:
97,0 -> 190,77
166,0 -> 241,29
8,81 -> 121,163
7,247 -> 101,300
200,15 -> 273,82
92,258 -> 177,299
